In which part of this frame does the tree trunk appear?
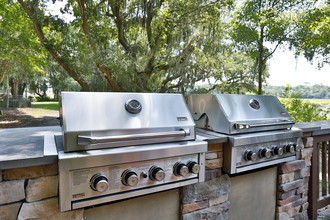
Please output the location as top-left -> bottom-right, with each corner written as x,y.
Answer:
10,78 -> 19,97
6,75 -> 9,108
0,60 -> 10,84
18,83 -> 26,96
257,26 -> 264,95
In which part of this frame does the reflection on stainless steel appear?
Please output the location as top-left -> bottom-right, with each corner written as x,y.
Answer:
187,94 -> 302,174
58,140 -> 206,211
61,92 -> 195,152
77,129 -> 190,145
58,92 -> 207,211
187,94 -> 294,134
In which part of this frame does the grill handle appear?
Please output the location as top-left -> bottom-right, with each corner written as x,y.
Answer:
234,121 -> 295,130
77,129 -> 190,145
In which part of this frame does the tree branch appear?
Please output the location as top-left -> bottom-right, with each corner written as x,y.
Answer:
263,39 -> 282,62
18,0 -> 90,91
110,1 -> 136,59
78,0 -> 121,91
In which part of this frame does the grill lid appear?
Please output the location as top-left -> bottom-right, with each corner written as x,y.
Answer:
187,94 -> 294,134
61,92 -> 195,152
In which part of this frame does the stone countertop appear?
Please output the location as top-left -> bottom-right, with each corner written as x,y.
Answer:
0,126 -> 61,170
294,120 -> 330,136
196,128 -> 228,144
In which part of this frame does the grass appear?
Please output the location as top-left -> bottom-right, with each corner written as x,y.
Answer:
305,99 -> 330,106
25,101 -> 59,118
31,101 -> 59,111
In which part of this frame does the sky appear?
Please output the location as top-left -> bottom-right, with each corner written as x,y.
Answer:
268,50 -> 330,86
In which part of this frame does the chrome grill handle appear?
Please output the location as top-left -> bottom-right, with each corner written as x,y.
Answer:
77,129 -> 190,145
234,121 -> 295,130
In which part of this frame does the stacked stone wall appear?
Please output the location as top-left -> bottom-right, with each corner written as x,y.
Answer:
181,143 -> 230,220
0,164 -> 83,220
276,137 -> 313,220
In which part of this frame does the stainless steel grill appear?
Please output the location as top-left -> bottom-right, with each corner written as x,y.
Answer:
58,92 -> 207,211
187,94 -> 302,174
60,92 -> 196,152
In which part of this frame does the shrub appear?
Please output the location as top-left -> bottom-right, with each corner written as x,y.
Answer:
279,85 -> 329,122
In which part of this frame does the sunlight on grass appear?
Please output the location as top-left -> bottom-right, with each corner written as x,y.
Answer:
31,102 -> 59,111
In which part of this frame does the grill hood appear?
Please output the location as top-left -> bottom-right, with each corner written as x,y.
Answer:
186,94 -> 294,134
61,92 -> 195,152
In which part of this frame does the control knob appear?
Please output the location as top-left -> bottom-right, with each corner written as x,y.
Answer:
244,150 -> 257,161
273,146 -> 284,156
149,166 -> 165,181
173,162 -> 189,177
121,170 -> 139,186
259,148 -> 272,158
187,161 -> 200,174
284,143 -> 296,153
90,174 -> 109,193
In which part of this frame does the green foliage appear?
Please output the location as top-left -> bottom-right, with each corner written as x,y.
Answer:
279,85 -> 329,122
229,0 -> 321,94
264,84 -> 330,99
289,2 -> 330,66
1,0 -> 328,96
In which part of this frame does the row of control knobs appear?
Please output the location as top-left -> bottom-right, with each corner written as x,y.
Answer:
90,161 -> 200,193
244,143 -> 297,161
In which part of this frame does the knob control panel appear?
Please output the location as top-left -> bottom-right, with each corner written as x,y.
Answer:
273,146 -> 284,156
259,148 -> 271,158
284,143 -> 296,153
187,161 -> 200,174
121,169 -> 139,186
173,162 -> 189,177
90,174 -> 109,193
244,151 -> 257,161
237,140 -> 298,169
149,166 -> 166,181
71,154 -> 203,202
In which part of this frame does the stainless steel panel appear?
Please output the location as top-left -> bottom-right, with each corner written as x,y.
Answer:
59,170 -> 71,211
58,140 -> 207,211
223,136 -> 298,174
70,154 -> 199,201
187,94 -> 294,134
72,179 -> 196,210
43,134 -> 57,156
61,92 -> 194,132
236,156 -> 296,173
228,166 -> 277,220
61,92 -> 196,151
215,94 -> 292,123
58,140 -> 207,171
83,189 -> 179,220
227,128 -> 302,147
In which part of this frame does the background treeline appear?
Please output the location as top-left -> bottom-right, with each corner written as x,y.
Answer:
1,0 -> 329,97
265,84 -> 330,99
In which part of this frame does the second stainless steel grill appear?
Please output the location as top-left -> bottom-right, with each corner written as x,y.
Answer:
187,94 -> 302,174
187,94 -> 294,134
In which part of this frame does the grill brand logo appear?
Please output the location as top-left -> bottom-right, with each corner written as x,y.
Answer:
72,193 -> 85,199
177,117 -> 188,121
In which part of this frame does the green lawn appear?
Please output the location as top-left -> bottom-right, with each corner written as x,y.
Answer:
31,102 -> 59,111
305,99 -> 330,106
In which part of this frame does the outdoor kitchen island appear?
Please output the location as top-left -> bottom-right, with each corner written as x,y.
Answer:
0,123 -> 316,220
